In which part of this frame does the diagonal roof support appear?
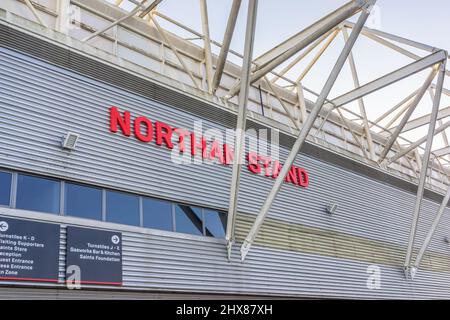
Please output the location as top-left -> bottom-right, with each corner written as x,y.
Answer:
369,89 -> 419,128
404,62 -> 446,278
240,4 -> 373,261
226,0 -> 258,260
295,29 -> 340,83
212,0 -> 242,93
396,105 -> 450,133
432,146 -> 450,157
323,50 -> 447,110
82,0 -> 162,42
150,13 -> 202,89
225,0 -> 370,99
344,21 -> 437,53
410,181 -> 450,279
315,50 -> 446,137
24,0 -> 48,28
138,0 -> 162,17
270,31 -> 335,84
386,120 -> 450,165
342,27 -> 375,160
199,0 -> 214,93
377,68 -> 438,162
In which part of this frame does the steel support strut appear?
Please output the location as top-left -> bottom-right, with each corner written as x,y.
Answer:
212,0 -> 242,93
404,61 -> 446,278
342,27 -> 375,160
240,3 -> 374,261
82,0 -> 163,42
225,0 -> 258,260
387,120 -> 450,165
411,183 -> 450,279
378,68 -> 438,163
225,0 -> 370,99
199,0 -> 214,93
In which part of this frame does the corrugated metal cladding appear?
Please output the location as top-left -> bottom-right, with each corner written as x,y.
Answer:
0,46 -> 450,299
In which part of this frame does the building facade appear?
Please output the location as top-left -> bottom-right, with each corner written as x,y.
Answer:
0,0 -> 450,299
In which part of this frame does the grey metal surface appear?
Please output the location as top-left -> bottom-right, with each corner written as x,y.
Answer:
0,21 -> 447,206
0,47 -> 450,298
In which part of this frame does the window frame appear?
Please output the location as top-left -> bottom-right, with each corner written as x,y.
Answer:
63,181 -> 103,221
15,172 -> 61,215
5,170 -> 226,239
105,189 -> 141,227
0,170 -> 13,208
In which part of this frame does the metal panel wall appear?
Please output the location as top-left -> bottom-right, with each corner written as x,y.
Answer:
0,47 -> 450,298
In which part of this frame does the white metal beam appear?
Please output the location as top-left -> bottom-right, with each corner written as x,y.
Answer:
433,146 -> 450,157
150,13 -> 202,90
82,0 -> 161,42
24,0 -> 48,28
323,50 -> 447,110
212,0 -> 242,93
240,5 -> 373,261
378,68 -> 438,162
387,120 -> 450,165
138,0 -> 162,17
342,27 -> 375,159
404,62 -> 446,278
295,29 -> 340,83
344,21 -> 437,53
56,0 -> 71,34
369,89 -> 419,128
270,31 -> 334,84
199,0 -> 214,93
410,183 -> 450,279
253,0 -> 365,69
225,0 -> 370,99
397,105 -> 450,133
226,0 -> 258,260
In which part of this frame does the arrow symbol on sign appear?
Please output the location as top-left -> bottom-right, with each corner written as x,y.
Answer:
0,221 -> 9,232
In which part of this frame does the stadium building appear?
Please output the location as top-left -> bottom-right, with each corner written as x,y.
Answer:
0,0 -> 450,299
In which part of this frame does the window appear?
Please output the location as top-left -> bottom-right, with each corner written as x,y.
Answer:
65,183 -> 102,220
143,197 -> 173,231
204,210 -> 226,238
7,170 -> 225,238
175,204 -> 203,236
16,174 -> 60,214
0,172 -> 11,206
106,190 -> 139,226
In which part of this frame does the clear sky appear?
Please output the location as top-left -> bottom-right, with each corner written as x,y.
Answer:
112,0 -> 450,149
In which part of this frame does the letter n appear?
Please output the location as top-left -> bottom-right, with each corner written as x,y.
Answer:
109,106 -> 131,136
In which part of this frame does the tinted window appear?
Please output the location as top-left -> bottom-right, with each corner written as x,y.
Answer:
0,172 -> 11,206
143,198 -> 173,231
175,205 -> 203,236
204,210 -> 226,238
65,183 -> 102,220
16,174 -> 60,214
106,191 -> 139,226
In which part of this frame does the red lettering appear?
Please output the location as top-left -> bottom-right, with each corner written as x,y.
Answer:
133,116 -> 153,142
190,133 -> 207,158
209,141 -> 224,164
247,152 -> 261,174
223,144 -> 234,165
272,160 -> 282,178
285,166 -> 298,185
173,128 -> 189,153
297,168 -> 309,187
109,106 -> 131,136
258,155 -> 272,177
155,121 -> 174,149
